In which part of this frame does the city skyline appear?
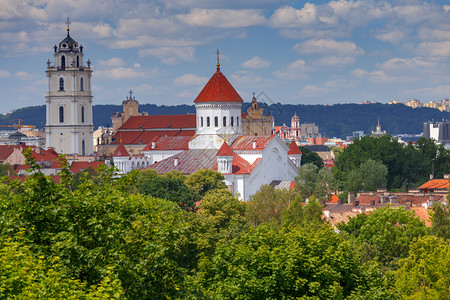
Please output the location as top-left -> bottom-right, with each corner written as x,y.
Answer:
2,0 -> 450,113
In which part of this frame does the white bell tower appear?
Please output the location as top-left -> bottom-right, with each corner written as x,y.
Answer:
45,18 -> 94,156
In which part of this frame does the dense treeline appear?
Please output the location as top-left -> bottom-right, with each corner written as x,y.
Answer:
0,151 -> 448,298
2,102 -> 449,138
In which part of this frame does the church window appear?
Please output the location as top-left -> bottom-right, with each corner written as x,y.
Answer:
81,140 -> 86,156
76,56 -> 80,67
231,116 -> 234,127
214,116 -> 218,127
81,106 -> 85,123
201,117 -> 204,127
207,117 -> 210,127
59,106 -> 64,123
59,78 -> 64,91
80,77 -> 84,91
223,116 -> 227,127
61,56 -> 65,68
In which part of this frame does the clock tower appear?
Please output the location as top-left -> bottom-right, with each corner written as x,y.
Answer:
45,18 -> 94,155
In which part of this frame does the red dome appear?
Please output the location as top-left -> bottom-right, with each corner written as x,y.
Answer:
194,67 -> 243,103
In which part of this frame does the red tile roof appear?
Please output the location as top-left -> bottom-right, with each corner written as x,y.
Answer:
141,136 -> 192,151
113,144 -> 130,157
70,161 -> 105,174
194,67 -> 243,103
0,145 -> 23,161
148,149 -> 218,175
411,206 -> 431,226
288,140 -> 302,155
231,135 -> 275,151
216,142 -> 233,156
417,179 -> 449,190
111,130 -> 196,145
118,114 -> 196,130
30,148 -> 59,162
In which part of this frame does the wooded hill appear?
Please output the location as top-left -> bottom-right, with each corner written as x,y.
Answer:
1,103 -> 449,138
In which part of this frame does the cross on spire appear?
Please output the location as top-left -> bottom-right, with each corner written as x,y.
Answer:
129,89 -> 133,99
65,17 -> 71,34
216,48 -> 220,71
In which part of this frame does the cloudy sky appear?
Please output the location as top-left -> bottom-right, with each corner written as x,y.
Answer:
1,0 -> 450,113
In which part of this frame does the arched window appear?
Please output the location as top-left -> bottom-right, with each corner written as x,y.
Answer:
80,77 -> 84,91
59,78 -> 64,91
81,140 -> 86,156
237,117 -> 239,126
76,56 -> 80,67
61,56 -> 65,68
207,117 -> 210,127
223,116 -> 227,127
59,106 -> 64,123
231,116 -> 234,127
214,116 -> 218,127
81,106 -> 85,123
201,117 -> 204,127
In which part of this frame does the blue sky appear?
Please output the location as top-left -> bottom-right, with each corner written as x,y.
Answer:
2,0 -> 450,114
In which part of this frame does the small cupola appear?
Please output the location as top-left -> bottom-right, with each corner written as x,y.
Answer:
288,140 -> 302,168
216,141 -> 234,174
58,18 -> 79,52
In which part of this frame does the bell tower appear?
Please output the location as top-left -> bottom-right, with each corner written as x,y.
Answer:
45,18 -> 94,155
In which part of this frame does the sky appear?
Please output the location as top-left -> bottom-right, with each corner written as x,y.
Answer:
2,0 -> 450,114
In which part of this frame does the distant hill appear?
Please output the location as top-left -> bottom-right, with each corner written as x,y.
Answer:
1,103 -> 448,139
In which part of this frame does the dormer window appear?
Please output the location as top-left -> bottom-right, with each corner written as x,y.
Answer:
62,44 -> 66,48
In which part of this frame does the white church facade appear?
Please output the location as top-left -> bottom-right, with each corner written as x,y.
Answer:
112,58 -> 301,201
45,19 -> 94,156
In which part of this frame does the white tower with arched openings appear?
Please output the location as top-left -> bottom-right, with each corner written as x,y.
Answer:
45,18 -> 94,156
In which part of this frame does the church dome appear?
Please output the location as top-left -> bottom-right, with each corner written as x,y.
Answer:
194,65 -> 243,103
59,33 -> 78,51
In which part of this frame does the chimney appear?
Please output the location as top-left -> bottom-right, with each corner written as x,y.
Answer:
380,195 -> 389,204
370,199 -> 375,206
174,157 -> 179,166
35,147 -> 40,154
151,141 -> 156,149
348,192 -> 355,204
338,199 -> 343,205
430,174 -> 434,180
252,141 -> 257,149
444,174 -> 449,179
323,210 -> 331,218
353,200 -> 359,207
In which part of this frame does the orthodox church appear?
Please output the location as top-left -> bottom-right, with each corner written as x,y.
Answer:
45,18 -> 94,156
112,56 -> 301,201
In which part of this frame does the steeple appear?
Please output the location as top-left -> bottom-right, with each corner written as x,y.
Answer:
216,49 -> 220,71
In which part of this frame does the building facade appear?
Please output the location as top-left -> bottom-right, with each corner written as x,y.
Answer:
45,19 -> 94,155
241,94 -> 273,136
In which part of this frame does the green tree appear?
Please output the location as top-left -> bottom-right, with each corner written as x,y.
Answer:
394,235 -> 450,299
346,159 -> 388,193
0,163 -> 11,176
185,169 -> 227,197
338,206 -> 429,267
295,163 -> 335,201
299,146 -> 324,168
430,202 -> 450,240
135,169 -> 198,210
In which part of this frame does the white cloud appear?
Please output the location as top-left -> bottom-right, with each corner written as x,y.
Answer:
95,67 -> 150,79
408,85 -> 450,98
229,70 -> 272,88
15,71 -> 33,80
242,56 -> 271,69
0,70 -> 11,78
139,47 -> 196,64
300,84 -> 331,96
173,73 -> 208,86
293,39 -> 364,56
313,56 -> 356,66
379,57 -> 439,70
352,68 -> 368,78
375,30 -> 407,44
419,28 -> 450,41
177,89 -> 198,98
368,70 -> 415,83
134,83 -> 168,95
274,60 -> 311,79
176,9 -> 267,28
96,57 -> 126,68
269,4 -> 320,28
417,41 -> 450,57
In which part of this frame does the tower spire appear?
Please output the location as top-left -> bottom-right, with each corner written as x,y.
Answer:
65,17 -> 71,35
216,48 -> 220,71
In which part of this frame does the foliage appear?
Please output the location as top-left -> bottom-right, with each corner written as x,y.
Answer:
185,169 -> 227,198
394,235 -> 450,299
430,202 -> 450,240
135,169 -> 198,210
337,206 -> 429,267
299,145 -> 324,168
194,225 -> 370,299
0,163 -> 11,176
295,162 -> 336,201
333,135 -> 450,190
346,159 -> 388,193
